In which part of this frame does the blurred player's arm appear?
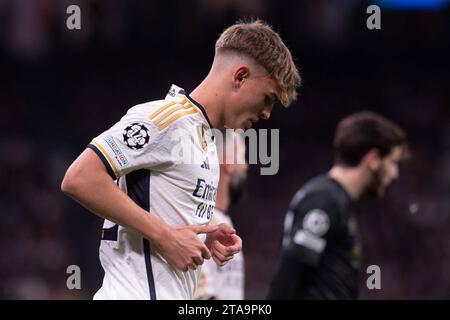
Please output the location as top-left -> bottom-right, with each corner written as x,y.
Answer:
61,148 -> 217,272
267,250 -> 312,299
195,260 -> 217,300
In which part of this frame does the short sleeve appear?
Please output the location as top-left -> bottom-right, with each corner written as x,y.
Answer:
283,193 -> 340,267
87,103 -> 177,179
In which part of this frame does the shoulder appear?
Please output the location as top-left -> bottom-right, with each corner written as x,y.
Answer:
287,176 -> 347,245
145,96 -> 204,132
290,175 -> 341,212
118,97 -> 203,141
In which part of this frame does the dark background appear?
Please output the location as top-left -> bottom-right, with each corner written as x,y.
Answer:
0,0 -> 449,299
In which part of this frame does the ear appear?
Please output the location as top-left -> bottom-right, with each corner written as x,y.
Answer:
363,148 -> 381,171
233,66 -> 250,89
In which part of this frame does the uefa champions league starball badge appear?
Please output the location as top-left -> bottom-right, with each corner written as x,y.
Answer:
123,123 -> 150,150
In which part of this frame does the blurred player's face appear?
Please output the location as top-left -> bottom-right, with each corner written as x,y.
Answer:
229,161 -> 248,204
224,135 -> 249,204
367,146 -> 403,198
224,67 -> 280,129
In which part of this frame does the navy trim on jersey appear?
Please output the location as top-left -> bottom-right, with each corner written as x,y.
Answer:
99,178 -> 121,241
101,224 -> 118,241
185,93 -> 214,128
87,144 -> 117,180
126,169 -> 157,300
143,238 -> 157,299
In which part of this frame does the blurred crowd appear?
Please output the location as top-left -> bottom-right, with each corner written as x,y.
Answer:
0,0 -> 449,299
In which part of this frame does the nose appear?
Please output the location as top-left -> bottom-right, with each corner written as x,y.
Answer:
260,108 -> 272,120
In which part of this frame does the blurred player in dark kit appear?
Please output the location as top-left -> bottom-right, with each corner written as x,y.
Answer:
268,112 -> 407,300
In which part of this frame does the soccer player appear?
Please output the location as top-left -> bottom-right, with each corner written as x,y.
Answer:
195,131 -> 248,300
61,20 -> 301,299
267,112 -> 407,300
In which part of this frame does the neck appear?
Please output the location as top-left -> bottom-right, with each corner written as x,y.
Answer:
328,165 -> 368,200
215,172 -> 230,214
189,75 -> 225,129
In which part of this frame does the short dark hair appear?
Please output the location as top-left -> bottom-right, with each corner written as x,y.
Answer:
333,112 -> 406,166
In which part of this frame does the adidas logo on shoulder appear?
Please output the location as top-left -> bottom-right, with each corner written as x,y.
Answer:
167,88 -> 176,97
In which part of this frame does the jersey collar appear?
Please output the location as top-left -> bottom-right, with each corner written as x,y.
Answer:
184,92 -> 213,129
165,84 -> 214,129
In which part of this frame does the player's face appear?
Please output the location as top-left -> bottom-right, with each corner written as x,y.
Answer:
368,146 -> 403,198
225,73 -> 280,129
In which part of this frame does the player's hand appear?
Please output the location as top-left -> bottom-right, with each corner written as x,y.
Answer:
153,224 -> 219,272
205,223 -> 242,267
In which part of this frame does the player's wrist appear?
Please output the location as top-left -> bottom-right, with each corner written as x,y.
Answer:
146,220 -> 173,246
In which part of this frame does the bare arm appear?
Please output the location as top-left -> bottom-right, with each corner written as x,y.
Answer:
61,148 -> 217,271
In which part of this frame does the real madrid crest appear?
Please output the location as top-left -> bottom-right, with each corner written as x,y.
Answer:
197,124 -> 208,152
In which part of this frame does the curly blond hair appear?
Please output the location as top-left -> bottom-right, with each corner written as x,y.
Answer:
215,19 -> 301,107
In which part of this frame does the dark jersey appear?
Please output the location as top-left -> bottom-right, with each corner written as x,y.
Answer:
268,174 -> 360,300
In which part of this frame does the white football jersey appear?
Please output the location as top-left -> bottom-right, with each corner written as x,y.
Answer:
195,209 -> 245,300
88,84 -> 220,300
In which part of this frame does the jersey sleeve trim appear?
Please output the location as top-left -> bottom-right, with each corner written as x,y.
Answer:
87,142 -> 119,180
